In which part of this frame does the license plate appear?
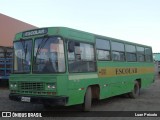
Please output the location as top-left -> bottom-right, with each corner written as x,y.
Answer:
21,97 -> 31,102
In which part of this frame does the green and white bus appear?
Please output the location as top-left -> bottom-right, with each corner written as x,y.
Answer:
9,27 -> 154,111
153,53 -> 160,74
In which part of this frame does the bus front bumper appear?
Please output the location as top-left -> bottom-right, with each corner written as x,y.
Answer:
9,93 -> 68,106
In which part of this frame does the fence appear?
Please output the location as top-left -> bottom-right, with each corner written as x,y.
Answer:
0,46 -> 13,80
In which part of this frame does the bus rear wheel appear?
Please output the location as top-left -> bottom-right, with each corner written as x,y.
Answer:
129,81 -> 140,99
82,87 -> 92,111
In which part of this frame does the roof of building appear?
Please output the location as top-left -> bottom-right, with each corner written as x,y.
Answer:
0,13 -> 37,47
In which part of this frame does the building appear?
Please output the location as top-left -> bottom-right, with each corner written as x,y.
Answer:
0,13 -> 37,47
0,14 -> 37,81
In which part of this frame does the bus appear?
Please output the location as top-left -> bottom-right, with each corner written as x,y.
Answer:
153,53 -> 160,74
9,27 -> 154,111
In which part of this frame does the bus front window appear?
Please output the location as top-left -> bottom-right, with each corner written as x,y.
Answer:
33,36 -> 65,73
14,39 -> 32,73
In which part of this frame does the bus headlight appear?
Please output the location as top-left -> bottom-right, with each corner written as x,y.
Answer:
10,83 -> 17,89
48,85 -> 56,89
46,83 -> 56,89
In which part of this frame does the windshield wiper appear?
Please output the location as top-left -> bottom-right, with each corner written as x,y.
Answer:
34,35 -> 49,63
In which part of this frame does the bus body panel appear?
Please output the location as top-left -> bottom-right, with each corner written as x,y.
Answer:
9,27 -> 154,107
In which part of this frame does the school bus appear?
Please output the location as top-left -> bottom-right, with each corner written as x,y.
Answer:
153,53 -> 160,74
9,27 -> 154,111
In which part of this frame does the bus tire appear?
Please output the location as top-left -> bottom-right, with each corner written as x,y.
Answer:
129,81 -> 140,99
82,87 -> 92,111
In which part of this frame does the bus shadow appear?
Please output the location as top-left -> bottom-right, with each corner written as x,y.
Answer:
42,94 -> 134,112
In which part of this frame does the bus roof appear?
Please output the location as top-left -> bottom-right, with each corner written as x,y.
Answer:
14,27 -> 152,48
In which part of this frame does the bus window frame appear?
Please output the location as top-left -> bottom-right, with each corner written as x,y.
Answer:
111,41 -> 125,52
96,38 -> 111,61
33,35 -> 66,74
125,44 -> 137,62
67,39 -> 97,73
145,47 -> 153,62
111,41 -> 125,62
136,46 -> 145,62
96,49 -> 111,61
112,50 -> 125,62
13,38 -> 33,74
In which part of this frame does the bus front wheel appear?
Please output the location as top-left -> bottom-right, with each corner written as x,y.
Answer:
82,87 -> 92,111
129,81 -> 140,99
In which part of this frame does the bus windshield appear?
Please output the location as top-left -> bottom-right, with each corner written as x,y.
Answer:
33,36 -> 65,73
14,39 -> 32,73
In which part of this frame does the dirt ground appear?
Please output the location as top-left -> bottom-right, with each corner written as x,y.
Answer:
0,73 -> 160,119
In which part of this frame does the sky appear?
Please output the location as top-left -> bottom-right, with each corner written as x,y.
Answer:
0,0 -> 160,52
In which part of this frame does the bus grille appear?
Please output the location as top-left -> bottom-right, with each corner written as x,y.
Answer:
19,82 -> 44,91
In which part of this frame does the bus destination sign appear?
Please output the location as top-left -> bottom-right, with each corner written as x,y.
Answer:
22,28 -> 48,37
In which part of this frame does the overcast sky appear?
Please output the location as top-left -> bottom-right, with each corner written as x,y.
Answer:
0,0 -> 160,52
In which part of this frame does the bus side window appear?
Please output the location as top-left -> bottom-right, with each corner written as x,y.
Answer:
137,46 -> 145,62
145,47 -> 153,62
125,44 -> 136,62
68,41 -> 96,73
111,41 -> 125,61
96,38 -> 111,61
